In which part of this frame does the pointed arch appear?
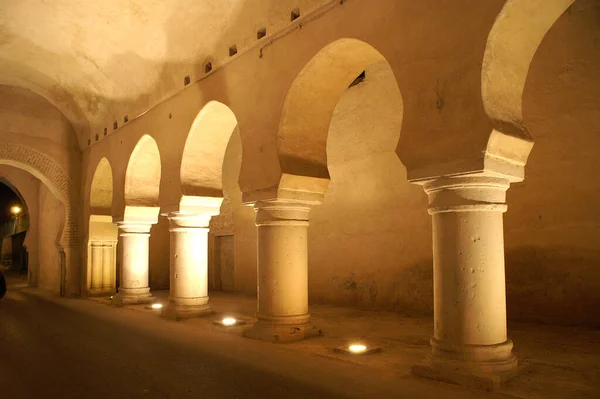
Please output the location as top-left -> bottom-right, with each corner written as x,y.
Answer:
180,101 -> 239,199
482,0 -> 575,138
277,38 -> 402,193
90,157 -> 113,215
0,142 -> 77,247
125,135 -> 161,207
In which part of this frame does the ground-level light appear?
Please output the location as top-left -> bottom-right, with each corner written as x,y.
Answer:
213,316 -> 246,327
348,344 -> 367,353
151,303 -> 163,310
333,342 -> 382,356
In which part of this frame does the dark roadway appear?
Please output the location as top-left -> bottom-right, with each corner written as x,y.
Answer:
0,277 -> 496,399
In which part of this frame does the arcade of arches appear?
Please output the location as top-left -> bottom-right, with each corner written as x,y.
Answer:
0,0 -> 599,391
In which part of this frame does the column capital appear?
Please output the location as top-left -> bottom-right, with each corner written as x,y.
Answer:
422,174 -> 510,215
254,199 -> 312,227
166,212 -> 213,230
116,220 -> 153,234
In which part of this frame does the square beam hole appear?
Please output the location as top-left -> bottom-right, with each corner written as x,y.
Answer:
291,8 -> 300,21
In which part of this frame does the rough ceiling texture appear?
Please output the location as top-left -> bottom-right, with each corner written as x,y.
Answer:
0,0 -> 329,148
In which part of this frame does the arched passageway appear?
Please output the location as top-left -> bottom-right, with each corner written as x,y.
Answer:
0,144 -> 76,296
88,158 -> 118,296
112,135 -> 162,306
244,39 -> 406,342
408,0 -> 592,388
162,101 -> 239,320
502,0 -> 600,327
0,179 -> 28,273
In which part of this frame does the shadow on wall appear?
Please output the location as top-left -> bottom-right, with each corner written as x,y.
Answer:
310,259 -> 434,317
506,246 -> 600,328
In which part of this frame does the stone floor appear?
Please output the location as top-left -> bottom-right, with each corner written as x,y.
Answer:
89,289 -> 600,399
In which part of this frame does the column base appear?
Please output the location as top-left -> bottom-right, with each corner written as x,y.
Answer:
161,300 -> 213,320
111,287 -> 153,306
243,315 -> 321,343
412,339 -> 519,391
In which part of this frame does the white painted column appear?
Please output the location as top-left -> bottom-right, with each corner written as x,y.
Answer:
162,212 -> 213,319
101,241 -> 116,291
413,175 -> 517,386
243,199 -> 319,342
112,222 -> 154,305
90,241 -> 104,291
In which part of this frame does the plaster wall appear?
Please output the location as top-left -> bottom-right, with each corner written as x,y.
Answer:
81,0 -> 509,215
79,1 -> 600,326
0,237 -> 11,260
505,1 -> 600,327
149,218 -> 171,290
38,184 -> 65,293
0,166 -> 41,284
0,85 -> 81,294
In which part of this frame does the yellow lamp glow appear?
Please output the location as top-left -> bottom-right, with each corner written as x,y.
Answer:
11,205 -> 22,215
151,303 -> 163,309
348,344 -> 367,353
222,317 -> 237,326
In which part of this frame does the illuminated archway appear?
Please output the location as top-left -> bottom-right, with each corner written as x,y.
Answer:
160,101 -> 240,319
90,157 -> 113,216
244,39 -> 404,342
0,142 -> 78,295
88,157 -> 117,295
112,135 -> 161,305
125,135 -> 161,208
180,101 -> 238,200
277,38 -> 400,196
482,0 -> 575,139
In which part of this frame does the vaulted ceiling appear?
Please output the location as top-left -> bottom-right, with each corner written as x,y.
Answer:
0,0 -> 328,148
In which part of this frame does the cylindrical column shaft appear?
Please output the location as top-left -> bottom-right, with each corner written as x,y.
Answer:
162,212 -> 213,319
112,222 -> 154,305
415,175 -> 517,382
243,199 -> 319,342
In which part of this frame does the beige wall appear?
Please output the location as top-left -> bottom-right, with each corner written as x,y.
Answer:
38,184 -> 65,293
70,0 -> 600,326
0,85 -> 81,294
149,218 -> 171,290
505,1 -> 600,327
208,3 -> 600,327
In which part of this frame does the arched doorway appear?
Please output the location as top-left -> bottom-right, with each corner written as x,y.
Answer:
0,179 -> 28,273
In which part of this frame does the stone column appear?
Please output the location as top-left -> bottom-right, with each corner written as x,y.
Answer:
413,175 -> 517,388
90,241 -> 104,291
101,241 -> 116,291
162,212 -> 213,319
112,222 -> 153,305
243,199 -> 319,342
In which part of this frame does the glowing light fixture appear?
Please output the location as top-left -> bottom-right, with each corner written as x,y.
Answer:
11,205 -> 22,215
151,303 -> 163,309
348,344 -> 367,353
213,316 -> 246,327
333,342 -> 381,356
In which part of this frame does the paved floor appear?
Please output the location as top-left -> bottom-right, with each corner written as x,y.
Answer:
1,276 -> 599,398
